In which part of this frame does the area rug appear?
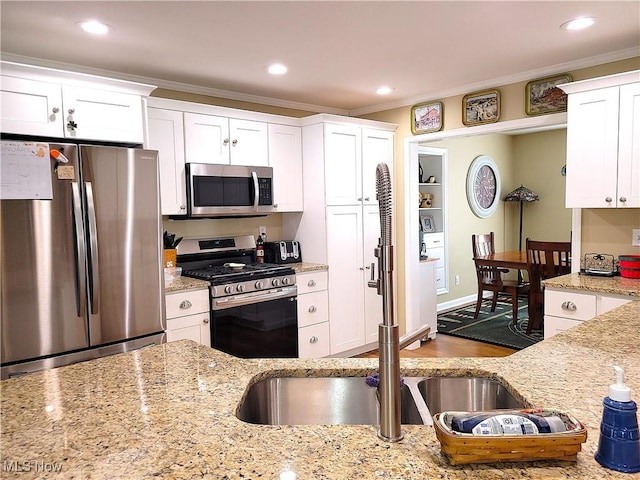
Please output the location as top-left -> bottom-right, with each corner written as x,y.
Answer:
437,297 -> 543,350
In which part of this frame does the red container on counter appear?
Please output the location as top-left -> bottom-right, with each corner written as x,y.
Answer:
619,255 -> 640,279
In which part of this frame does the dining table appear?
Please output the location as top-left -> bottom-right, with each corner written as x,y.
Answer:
472,250 -> 541,331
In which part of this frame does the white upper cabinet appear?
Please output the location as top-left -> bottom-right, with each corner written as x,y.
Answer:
324,124 -> 362,205
562,72 -> 640,208
147,108 -> 186,215
0,75 -> 63,137
184,112 -> 268,166
0,61 -> 154,143
362,128 -> 395,205
61,85 -> 144,143
268,124 -> 303,212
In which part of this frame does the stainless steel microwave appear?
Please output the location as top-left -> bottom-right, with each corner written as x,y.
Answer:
185,163 -> 274,217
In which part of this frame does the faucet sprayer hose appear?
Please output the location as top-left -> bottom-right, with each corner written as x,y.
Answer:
375,163 -> 393,247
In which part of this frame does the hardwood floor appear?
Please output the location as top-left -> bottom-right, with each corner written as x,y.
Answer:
356,333 -> 516,359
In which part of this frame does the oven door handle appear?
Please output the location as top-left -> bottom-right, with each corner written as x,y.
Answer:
212,286 -> 297,310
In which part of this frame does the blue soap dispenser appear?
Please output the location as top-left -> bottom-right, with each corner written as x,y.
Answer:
594,366 -> 640,473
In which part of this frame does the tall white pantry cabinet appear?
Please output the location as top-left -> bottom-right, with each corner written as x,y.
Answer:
285,115 -> 396,356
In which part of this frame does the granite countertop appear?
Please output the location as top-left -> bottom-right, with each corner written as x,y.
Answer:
543,273 -> 640,297
291,262 -> 328,273
2,303 -> 639,479
164,276 -> 209,293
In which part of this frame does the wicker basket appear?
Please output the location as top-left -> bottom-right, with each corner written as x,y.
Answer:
433,410 -> 588,465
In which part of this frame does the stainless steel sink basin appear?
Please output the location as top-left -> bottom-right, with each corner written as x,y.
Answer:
237,375 -> 524,425
237,376 -> 424,425
417,377 -> 523,414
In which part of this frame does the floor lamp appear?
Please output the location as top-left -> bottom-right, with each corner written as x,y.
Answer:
504,185 -> 539,251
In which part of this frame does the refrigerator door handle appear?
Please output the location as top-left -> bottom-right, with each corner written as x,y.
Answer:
85,182 -> 101,316
71,182 -> 87,318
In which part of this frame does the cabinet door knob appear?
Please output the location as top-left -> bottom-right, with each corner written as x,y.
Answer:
68,108 -> 75,115
619,196 -> 627,203
364,197 -> 370,201
273,203 -> 278,209
223,138 -> 229,146
308,305 -> 317,313
231,139 -> 238,146
307,279 -> 316,287
309,336 -> 318,344
52,107 -> 59,114
357,197 -> 363,201
605,197 -> 613,203
561,301 -> 577,311
180,204 -> 186,211
179,300 -> 193,309
202,318 -> 209,324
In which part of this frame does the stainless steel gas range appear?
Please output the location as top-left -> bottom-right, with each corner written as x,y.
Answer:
177,236 -> 298,358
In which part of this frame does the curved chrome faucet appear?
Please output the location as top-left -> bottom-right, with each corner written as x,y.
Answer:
370,163 -> 431,442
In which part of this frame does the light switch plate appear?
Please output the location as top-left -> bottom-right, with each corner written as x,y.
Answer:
633,229 -> 640,247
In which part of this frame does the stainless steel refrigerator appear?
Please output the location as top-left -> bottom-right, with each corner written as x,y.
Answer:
1,141 -> 166,379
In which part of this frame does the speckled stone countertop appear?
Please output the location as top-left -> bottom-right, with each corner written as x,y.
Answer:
543,273 -> 640,297
1,303 -> 639,479
164,276 -> 209,293
291,262 -> 328,273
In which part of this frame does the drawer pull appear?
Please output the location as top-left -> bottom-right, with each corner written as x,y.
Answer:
309,336 -> 318,344
307,279 -> 316,287
308,305 -> 317,313
561,301 -> 577,312
202,318 -> 209,324
179,300 -> 193,309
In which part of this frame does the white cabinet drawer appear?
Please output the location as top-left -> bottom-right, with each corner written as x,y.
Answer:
423,233 -> 444,249
298,322 -> 330,358
427,247 -> 445,268
165,289 -> 209,319
544,315 -> 582,339
296,271 -> 328,295
544,289 -> 596,321
298,290 -> 329,328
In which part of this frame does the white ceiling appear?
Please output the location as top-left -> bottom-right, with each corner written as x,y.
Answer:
1,1 -> 639,115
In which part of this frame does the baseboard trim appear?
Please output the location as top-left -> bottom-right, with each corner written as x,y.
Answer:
437,294 -> 478,313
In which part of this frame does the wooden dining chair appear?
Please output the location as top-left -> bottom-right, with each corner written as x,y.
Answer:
472,233 -> 529,323
525,238 -> 572,333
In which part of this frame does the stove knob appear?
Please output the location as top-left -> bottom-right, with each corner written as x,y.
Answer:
255,280 -> 264,289
282,277 -> 291,285
236,284 -> 245,293
224,285 -> 233,294
272,278 -> 281,287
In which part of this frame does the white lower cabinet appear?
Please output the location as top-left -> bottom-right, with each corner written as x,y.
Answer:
419,260 -> 438,339
297,270 -> 330,358
165,288 -> 211,346
544,288 -> 632,339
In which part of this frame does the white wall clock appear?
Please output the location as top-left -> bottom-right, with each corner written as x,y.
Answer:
466,155 -> 501,218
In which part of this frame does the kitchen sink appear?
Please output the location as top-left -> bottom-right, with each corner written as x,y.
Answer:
237,375 -> 525,426
416,376 -> 523,414
237,376 -> 424,425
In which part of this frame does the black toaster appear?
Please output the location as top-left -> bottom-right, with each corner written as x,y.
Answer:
264,241 -> 302,264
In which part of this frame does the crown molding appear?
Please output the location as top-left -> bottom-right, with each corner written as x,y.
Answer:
0,53 -> 349,116
350,47 -> 640,116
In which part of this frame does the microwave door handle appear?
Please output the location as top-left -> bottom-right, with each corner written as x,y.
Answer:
251,170 -> 259,210
71,182 -> 87,318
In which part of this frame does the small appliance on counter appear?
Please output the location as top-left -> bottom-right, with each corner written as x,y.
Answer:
580,253 -> 619,277
264,241 -> 302,264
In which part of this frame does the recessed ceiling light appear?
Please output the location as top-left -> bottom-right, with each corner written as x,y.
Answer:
376,86 -> 394,95
561,17 -> 595,31
267,63 -> 288,75
79,20 -> 112,35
